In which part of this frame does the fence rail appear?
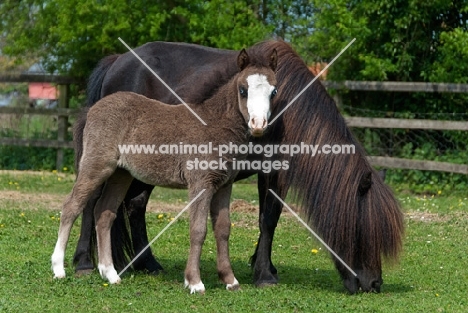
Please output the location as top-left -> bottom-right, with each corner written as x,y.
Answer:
1,77 -> 467,173
0,73 -> 81,84
346,117 -> 468,131
0,106 -> 80,116
323,81 -> 468,93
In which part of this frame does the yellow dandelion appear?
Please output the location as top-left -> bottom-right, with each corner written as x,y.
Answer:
254,241 -> 258,246
311,249 -> 319,254
14,182 -> 19,185
57,177 -> 62,181
170,217 -> 175,221
20,213 -> 25,217
51,216 -> 56,220
52,170 -> 57,174
437,190 -> 442,195
231,223 -> 235,227
157,214 -> 164,219
103,283 -> 109,287
8,181 -> 13,185
0,224 -> 4,228
63,167 -> 68,171
435,293 -> 439,297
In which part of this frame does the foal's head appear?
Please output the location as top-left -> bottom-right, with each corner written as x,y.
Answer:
236,49 -> 277,137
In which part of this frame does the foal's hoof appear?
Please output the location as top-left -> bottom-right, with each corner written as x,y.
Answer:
52,267 -> 66,279
226,278 -> 240,291
184,279 -> 205,294
53,271 -> 66,279
98,264 -> 121,284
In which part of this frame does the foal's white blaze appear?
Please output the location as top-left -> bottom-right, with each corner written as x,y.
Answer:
98,264 -> 121,284
246,74 -> 274,135
184,279 -> 206,294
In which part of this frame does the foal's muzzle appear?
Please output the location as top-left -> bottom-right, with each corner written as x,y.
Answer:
249,117 -> 268,137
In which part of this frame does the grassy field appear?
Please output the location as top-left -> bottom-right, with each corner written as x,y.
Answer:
0,170 -> 467,312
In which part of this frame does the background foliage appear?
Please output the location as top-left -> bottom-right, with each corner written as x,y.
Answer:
0,1 -> 467,191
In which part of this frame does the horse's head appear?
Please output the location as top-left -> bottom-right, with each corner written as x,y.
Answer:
333,169 -> 403,294
236,49 -> 277,137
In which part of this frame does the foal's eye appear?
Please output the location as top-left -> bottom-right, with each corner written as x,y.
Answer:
271,88 -> 277,99
239,86 -> 248,98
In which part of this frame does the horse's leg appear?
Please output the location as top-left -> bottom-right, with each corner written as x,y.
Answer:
184,187 -> 214,294
94,168 -> 134,284
73,186 -> 103,275
251,172 -> 283,287
126,182 -> 164,273
52,168 -> 112,279
210,184 -> 239,291
109,181 -> 163,273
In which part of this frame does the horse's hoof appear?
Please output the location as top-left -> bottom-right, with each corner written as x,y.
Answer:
185,279 -> 205,294
226,278 -> 240,291
254,276 -> 278,287
256,282 -> 277,288
148,268 -> 166,276
75,268 -> 94,277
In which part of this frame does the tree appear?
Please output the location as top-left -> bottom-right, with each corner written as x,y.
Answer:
0,0 -> 273,80
299,0 -> 468,191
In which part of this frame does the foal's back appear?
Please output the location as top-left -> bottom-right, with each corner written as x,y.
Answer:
84,92 -> 239,188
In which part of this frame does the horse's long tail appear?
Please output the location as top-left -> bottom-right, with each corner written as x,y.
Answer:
72,54 -> 120,268
74,54 -> 120,172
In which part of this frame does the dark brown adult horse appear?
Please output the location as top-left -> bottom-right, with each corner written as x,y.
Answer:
73,40 -> 404,294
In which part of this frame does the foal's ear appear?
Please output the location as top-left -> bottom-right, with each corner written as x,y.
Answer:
358,171 -> 372,196
269,49 -> 278,72
237,49 -> 250,71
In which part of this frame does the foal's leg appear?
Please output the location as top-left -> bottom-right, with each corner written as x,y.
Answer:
52,167 -> 113,279
94,168 -> 134,284
210,184 -> 239,291
184,188 -> 214,294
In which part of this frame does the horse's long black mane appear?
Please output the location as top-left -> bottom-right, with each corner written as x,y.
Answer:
250,41 -> 404,268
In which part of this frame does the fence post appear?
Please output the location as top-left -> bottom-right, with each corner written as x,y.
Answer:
56,84 -> 69,171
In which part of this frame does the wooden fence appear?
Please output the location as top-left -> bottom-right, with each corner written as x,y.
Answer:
1,75 -> 467,173
0,74 -> 81,170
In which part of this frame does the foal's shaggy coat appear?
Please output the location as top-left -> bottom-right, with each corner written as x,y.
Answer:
51,49 -> 277,293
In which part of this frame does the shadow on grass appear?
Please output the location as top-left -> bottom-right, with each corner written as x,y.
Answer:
120,256 -> 412,295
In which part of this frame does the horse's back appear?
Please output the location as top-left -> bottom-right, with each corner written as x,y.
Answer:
101,41 -> 239,104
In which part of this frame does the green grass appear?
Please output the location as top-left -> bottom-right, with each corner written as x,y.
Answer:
0,170 -> 467,312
